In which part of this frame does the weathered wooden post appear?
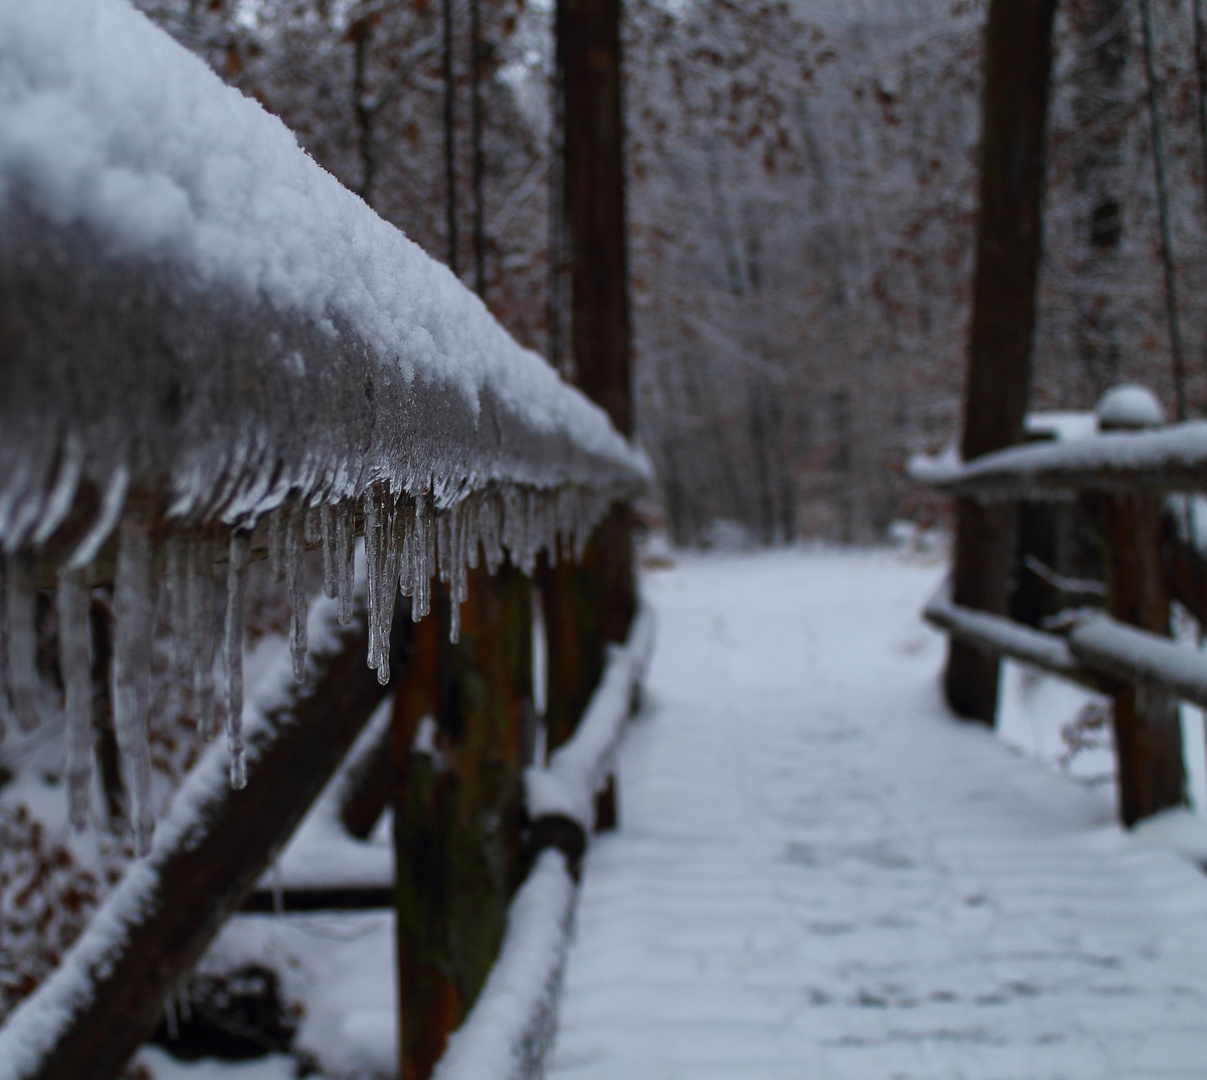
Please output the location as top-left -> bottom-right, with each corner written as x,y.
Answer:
392,563 -> 533,1080
1097,390 -> 1187,826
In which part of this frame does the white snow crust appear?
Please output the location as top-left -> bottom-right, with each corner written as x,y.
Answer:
0,0 -> 639,481
912,420 -> 1207,497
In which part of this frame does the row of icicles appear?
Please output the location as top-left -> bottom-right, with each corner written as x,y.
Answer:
0,483 -> 609,854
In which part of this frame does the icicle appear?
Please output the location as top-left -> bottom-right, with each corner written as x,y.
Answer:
374,492 -> 400,684
398,498 -> 415,599
57,568 -> 93,831
268,508 -> 286,583
465,496 -> 481,571
363,488 -> 382,672
163,537 -> 191,681
113,518 -> 155,854
223,530 -> 251,790
186,539 -> 217,741
3,553 -> 40,732
481,494 -> 503,575
304,505 -> 321,547
320,504 -> 338,599
336,501 -> 354,626
412,497 -> 433,622
286,508 -> 308,684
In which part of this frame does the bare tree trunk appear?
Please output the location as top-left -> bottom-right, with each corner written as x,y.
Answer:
442,0 -> 459,275
944,0 -> 1058,723
1139,0 -> 1187,420
546,0 -> 635,757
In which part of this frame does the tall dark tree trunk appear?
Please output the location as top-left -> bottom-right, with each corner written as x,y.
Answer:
545,0 -> 635,756
442,0 -> 459,275
944,0 -> 1058,724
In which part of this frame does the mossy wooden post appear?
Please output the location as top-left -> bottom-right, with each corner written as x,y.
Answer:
1102,495 -> 1188,825
392,562 -> 532,1080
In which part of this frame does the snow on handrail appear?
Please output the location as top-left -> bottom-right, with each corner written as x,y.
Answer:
924,586 -> 1207,708
1067,615 -> 1207,710
526,603 -> 656,831
907,421 -> 1207,498
429,603 -> 655,1080
0,0 -> 648,842
922,585 -> 1088,683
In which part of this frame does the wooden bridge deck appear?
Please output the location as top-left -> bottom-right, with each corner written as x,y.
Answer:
546,549 -> 1207,1080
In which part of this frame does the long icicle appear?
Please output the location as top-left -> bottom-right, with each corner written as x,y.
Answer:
286,507 -> 308,683
57,568 -> 93,831
113,518 -> 155,853
3,553 -> 40,732
223,530 -> 251,790
187,538 -> 217,741
336,501 -> 355,626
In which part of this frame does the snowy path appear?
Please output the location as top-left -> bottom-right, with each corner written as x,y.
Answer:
546,550 -> 1207,1080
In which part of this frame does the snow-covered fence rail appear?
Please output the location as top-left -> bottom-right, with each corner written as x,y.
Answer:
0,0 -> 647,835
427,604 -> 654,1080
0,2 -> 649,1077
908,421 -> 1207,499
913,406 -> 1202,826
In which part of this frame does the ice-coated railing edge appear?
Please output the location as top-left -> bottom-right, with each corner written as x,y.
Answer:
428,602 -> 655,1080
907,421 -> 1207,498
0,0 -> 649,845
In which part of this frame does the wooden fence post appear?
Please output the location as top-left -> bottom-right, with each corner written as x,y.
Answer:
393,563 -> 532,1080
1101,494 -> 1188,825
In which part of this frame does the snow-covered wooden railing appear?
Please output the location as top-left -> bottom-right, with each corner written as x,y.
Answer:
0,2 -> 650,1077
428,604 -> 654,1080
0,0 -> 647,844
908,420 -> 1207,498
913,398 -> 1201,826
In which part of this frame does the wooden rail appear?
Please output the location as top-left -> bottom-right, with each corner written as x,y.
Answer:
914,416 -> 1202,826
0,3 -> 648,1078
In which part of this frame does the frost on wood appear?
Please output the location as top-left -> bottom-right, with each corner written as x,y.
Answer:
0,0 -> 647,849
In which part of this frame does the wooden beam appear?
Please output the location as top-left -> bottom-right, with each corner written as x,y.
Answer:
0,595 -> 404,1080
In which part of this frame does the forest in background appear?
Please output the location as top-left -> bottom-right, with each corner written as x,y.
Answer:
135,0 -> 1207,545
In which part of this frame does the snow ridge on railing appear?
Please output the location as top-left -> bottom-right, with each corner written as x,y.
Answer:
0,0 -> 649,850
909,421 -> 1207,497
429,603 -> 655,1080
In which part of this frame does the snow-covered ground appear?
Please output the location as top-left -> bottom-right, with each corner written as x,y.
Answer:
546,547 -> 1207,1080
